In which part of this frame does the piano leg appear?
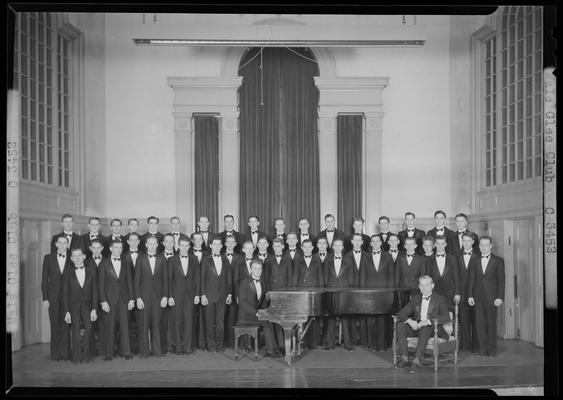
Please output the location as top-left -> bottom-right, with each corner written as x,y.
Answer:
283,327 -> 293,365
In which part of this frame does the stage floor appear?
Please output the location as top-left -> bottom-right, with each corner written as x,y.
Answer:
9,339 -> 543,389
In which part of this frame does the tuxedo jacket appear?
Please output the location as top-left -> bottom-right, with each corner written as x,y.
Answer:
240,230 -> 270,247
133,253 -> 169,302
284,247 -> 304,263
98,257 -> 134,306
395,252 -> 426,289
317,228 -> 348,250
397,292 -> 451,324
426,227 -> 456,253
375,232 -> 395,252
457,251 -> 480,299
188,248 -> 210,265
41,253 -> 73,302
122,250 -> 142,278
449,230 -> 480,256
168,254 -> 200,300
397,228 -> 426,255
50,232 -> 83,255
218,230 -> 242,253
424,253 -> 460,302
344,250 -> 370,287
323,253 -> 355,288
85,255 -> 105,274
200,254 -> 232,303
196,231 -> 216,252
263,253 -> 293,291
237,276 -> 269,325
232,254 -> 251,299
359,251 -> 395,288
292,255 -> 324,287
467,254 -> 505,304
103,234 -> 129,258
62,265 -> 98,314
139,231 -> 164,253
81,232 -> 107,258
297,232 -> 317,249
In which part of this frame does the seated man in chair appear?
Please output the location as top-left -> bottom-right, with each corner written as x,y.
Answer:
394,275 -> 451,373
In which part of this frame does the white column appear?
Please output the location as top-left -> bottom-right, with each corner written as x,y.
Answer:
173,113 -> 194,232
317,112 -> 338,230
219,112 -> 240,230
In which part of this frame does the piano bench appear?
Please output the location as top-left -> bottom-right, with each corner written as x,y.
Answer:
234,324 -> 260,361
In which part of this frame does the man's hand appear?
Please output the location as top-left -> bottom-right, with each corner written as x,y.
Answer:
417,319 -> 431,329
194,296 -> 200,305
101,302 -> 110,313
406,319 -> 418,330
43,300 -> 49,310
468,297 -> 475,306
168,297 -> 175,307
226,294 -> 232,305
64,312 -> 71,324
127,300 -> 135,310
160,297 -> 168,308
493,298 -> 503,307
136,298 -> 144,310
454,295 -> 461,305
201,295 -> 209,306
90,309 -> 97,322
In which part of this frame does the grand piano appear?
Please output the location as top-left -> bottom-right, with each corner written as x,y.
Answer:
257,287 -> 410,364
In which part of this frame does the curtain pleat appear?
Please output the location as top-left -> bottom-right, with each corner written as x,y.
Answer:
239,48 -> 320,234
194,115 -> 220,232
337,115 -> 363,235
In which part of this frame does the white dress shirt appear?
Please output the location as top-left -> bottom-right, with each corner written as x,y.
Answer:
251,231 -> 258,245
254,279 -> 262,299
436,253 -> 446,275
258,253 -> 267,261
481,252 -> 491,274
193,249 -> 203,262
407,228 -> 415,238
334,256 -> 342,276
304,255 -> 312,268
93,256 -> 102,268
130,251 -> 138,266
64,231 -> 73,246
57,253 -> 67,274
202,232 -> 209,246
326,231 -> 334,247
275,254 -> 282,263
245,258 -> 252,275
381,232 -> 389,242
318,252 -> 326,262
390,249 -> 398,262
353,250 -> 362,268
372,251 -> 381,272
435,227 -> 445,235
75,267 -> 85,287
406,252 -> 415,266
180,255 -> 189,275
300,233 -> 310,243
111,258 -> 121,278
288,248 -> 297,260
212,253 -> 222,275
420,293 -> 432,321
148,254 -> 156,274
463,251 -> 472,269
458,230 -> 466,248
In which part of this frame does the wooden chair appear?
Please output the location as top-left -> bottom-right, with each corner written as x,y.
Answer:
392,303 -> 459,371
233,324 -> 260,360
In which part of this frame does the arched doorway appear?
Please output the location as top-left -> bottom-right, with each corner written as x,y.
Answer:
238,48 -> 320,233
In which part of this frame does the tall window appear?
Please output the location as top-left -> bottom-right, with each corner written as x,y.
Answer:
482,6 -> 543,187
13,12 -> 75,187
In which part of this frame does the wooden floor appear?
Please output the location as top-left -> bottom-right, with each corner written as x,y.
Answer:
9,339 -> 543,389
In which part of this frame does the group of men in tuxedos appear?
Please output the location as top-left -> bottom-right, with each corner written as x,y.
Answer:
42,210 -> 504,367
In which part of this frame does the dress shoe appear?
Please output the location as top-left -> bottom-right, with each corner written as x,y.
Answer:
123,354 -> 133,360
394,358 -> 410,369
264,350 -> 272,358
345,346 -> 353,351
272,348 -> 283,358
409,362 -> 422,374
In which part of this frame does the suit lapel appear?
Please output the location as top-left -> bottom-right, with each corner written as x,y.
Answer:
107,261 -> 118,280
428,295 -> 436,316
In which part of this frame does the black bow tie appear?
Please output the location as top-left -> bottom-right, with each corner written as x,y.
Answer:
422,295 -> 432,301
407,254 -> 415,258
301,233 -> 309,237
173,232 -> 179,235
407,229 -> 415,232
390,250 -> 398,254
319,253 -> 326,257
372,251 -> 381,255
277,234 -> 284,237
458,231 -> 465,235
464,251 -> 472,256
226,231 -> 233,234
354,250 -> 361,254
227,253 -> 233,257
213,254 -> 220,258
482,254 -> 490,259
326,230 -> 334,233
251,231 -> 257,234
436,228 -> 444,232
194,250 -> 202,253
289,249 -> 296,252
58,253 -> 66,258
148,254 -> 156,258
112,258 -> 120,262
334,256 -> 341,260
75,266 -> 84,270
246,258 -> 252,261
130,251 -> 138,254
94,256 -> 101,261
276,254 -> 282,257
65,233 -> 72,237
165,252 -> 173,256
181,255 -> 188,259
304,255 -> 312,259
90,235 -> 98,239
436,254 -> 445,258
200,230 -> 208,233
253,279 -> 261,283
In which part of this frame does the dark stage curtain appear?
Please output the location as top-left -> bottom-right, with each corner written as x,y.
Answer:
337,114 -> 363,235
239,48 -> 320,233
194,114 -> 220,232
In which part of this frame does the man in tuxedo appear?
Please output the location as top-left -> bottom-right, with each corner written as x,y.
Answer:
233,240 -> 255,351
398,212 -> 426,255
297,218 -> 317,250
468,236 -> 505,357
284,232 -> 303,261
200,237 -> 233,352
134,236 -> 169,358
360,235 -> 395,351
272,217 -> 288,248
458,232 -> 480,353
344,233 -> 369,347
168,235 -> 200,354
189,232 -> 208,350
387,234 -> 401,264
351,217 -> 371,252
316,237 -> 329,264
254,237 -> 271,262
394,275 -> 451,373
167,216 -> 183,251
85,238 -> 106,357
263,238 -> 293,355
424,236 -> 460,308
160,233 -> 177,354
318,214 -> 348,252
450,213 -> 479,256
123,218 -> 140,245
395,237 -> 426,304
238,259 -> 276,357
50,213 -> 83,255
422,236 -> 436,258
426,210 -> 455,253
140,216 -> 164,254
375,216 -> 393,252
62,247 -> 98,363
81,217 -> 106,258
241,216 -> 269,248
41,235 -> 71,360
123,232 -> 142,355
323,239 -> 354,350
293,239 -> 323,349
224,235 -> 243,348
218,214 -> 242,254
196,216 -> 215,252
104,218 -> 127,257
98,240 -> 135,360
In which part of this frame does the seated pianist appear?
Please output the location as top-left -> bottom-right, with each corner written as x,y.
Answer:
394,275 -> 451,373
237,258 -> 278,358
